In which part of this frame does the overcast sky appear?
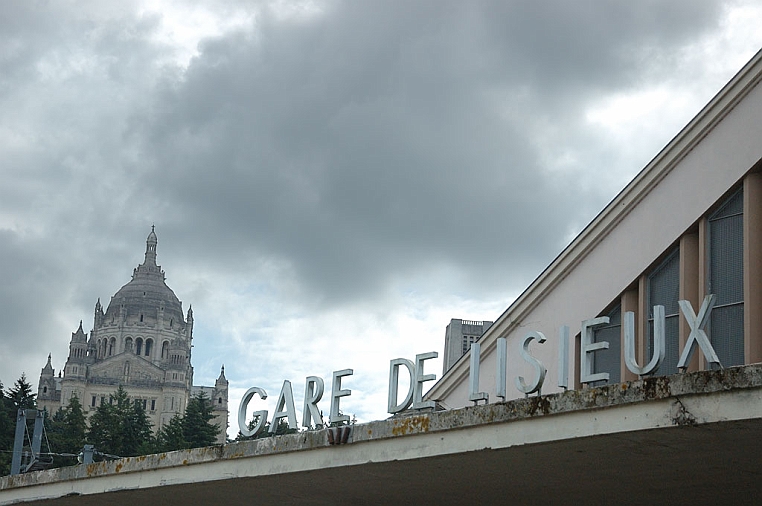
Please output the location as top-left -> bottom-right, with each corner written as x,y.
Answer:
1,1 -> 761,438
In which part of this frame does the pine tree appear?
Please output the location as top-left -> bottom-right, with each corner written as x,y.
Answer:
154,413 -> 187,452
182,391 -> 219,448
235,416 -> 269,441
235,417 -> 296,441
86,395 -> 121,457
46,396 -> 87,467
86,386 -> 153,458
8,373 -> 35,410
122,398 -> 152,457
63,395 -> 87,448
0,380 -> 14,476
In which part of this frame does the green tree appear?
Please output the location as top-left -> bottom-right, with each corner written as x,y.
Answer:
182,391 -> 219,449
235,415 -> 269,441
0,380 -> 14,476
86,386 -> 153,458
86,395 -> 121,456
123,399 -> 152,457
8,373 -> 35,410
235,417 -> 296,441
154,413 -> 187,452
46,396 -> 87,468
1,374 -> 37,475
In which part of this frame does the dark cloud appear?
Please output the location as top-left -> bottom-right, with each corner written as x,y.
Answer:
131,0 -> 728,306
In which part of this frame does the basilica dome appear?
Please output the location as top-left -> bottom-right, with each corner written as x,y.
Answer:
102,227 -> 186,327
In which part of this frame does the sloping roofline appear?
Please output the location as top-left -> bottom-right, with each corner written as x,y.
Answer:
427,47 -> 762,401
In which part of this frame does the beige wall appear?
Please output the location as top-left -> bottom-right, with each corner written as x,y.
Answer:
430,53 -> 762,409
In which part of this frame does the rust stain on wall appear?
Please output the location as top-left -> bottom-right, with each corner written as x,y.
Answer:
392,415 -> 430,436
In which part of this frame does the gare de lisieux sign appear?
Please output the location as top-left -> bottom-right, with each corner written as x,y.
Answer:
238,295 -> 723,436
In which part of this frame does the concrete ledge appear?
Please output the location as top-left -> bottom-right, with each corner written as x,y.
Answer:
2,364 -> 762,504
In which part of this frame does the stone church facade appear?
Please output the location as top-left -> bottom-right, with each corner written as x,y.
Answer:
37,228 -> 228,444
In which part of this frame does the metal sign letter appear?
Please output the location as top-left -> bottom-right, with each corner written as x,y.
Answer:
677,295 -> 720,369
302,376 -> 325,428
388,358 -> 415,414
469,342 -> 489,404
515,331 -> 547,395
238,387 -> 268,437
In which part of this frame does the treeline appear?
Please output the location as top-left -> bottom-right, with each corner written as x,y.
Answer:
0,374 -> 220,475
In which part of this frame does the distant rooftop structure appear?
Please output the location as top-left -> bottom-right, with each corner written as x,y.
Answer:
442,319 -> 493,374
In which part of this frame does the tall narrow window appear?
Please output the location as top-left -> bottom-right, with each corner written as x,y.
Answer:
708,188 -> 744,367
135,338 -> 143,356
592,305 -> 621,385
647,249 -> 680,376
145,339 -> 153,357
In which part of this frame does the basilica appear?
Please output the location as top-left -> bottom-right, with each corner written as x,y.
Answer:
36,228 -> 228,444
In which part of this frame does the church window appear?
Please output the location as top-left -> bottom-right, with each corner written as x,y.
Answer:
140,314 -> 144,322
125,337 -> 133,351
161,341 -> 169,359
108,338 -> 115,356
136,338 -> 143,355
91,396 -> 96,407
43,386 -> 47,394
145,339 -> 153,357
151,399 -> 156,411
170,318 -> 173,328
218,397 -> 222,405
707,188 -> 744,367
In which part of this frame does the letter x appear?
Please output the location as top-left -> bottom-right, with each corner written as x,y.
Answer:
677,295 -> 721,370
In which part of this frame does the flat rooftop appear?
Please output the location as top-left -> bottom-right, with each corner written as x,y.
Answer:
3,364 -> 762,504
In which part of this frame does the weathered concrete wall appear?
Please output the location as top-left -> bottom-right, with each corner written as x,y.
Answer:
2,363 -> 762,506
